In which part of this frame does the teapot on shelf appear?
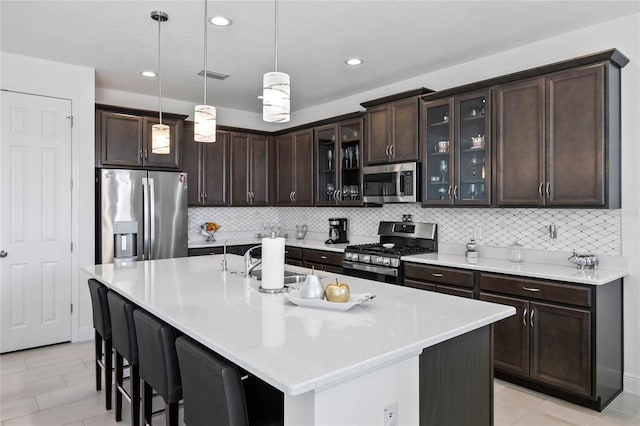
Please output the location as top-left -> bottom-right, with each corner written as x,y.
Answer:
295,224 -> 308,240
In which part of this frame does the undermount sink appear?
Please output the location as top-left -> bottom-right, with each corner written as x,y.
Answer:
252,269 -> 307,282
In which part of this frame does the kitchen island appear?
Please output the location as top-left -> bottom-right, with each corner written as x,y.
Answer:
84,254 -> 514,425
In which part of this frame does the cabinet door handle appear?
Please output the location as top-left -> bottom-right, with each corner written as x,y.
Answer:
545,182 -> 551,198
139,150 -> 143,162
431,273 -> 443,277
144,149 -> 148,159
385,145 -> 390,156
530,309 -> 535,328
289,191 -> 293,202
522,287 -> 540,292
293,191 -> 297,202
203,191 -> 207,200
523,308 -> 528,327
447,186 -> 453,199
538,182 -> 544,199
320,256 -> 327,260
390,145 -> 395,158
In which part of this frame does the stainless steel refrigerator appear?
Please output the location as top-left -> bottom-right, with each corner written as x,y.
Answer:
96,169 -> 188,264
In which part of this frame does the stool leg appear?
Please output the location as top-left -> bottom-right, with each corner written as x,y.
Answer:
166,401 -> 179,426
105,340 -> 113,410
131,365 -> 140,426
94,330 -> 102,391
115,352 -> 123,421
143,381 -> 153,426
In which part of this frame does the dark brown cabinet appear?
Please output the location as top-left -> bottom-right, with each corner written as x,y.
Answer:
315,118 -> 363,206
229,132 -> 270,206
478,272 -> 622,410
182,121 -> 228,206
96,106 -> 184,169
494,62 -> 619,207
275,129 -> 314,206
403,263 -> 474,298
422,91 -> 491,206
364,96 -> 420,165
285,246 -> 303,267
302,249 -> 343,274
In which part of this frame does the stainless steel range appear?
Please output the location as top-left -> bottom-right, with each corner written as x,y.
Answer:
342,222 -> 437,284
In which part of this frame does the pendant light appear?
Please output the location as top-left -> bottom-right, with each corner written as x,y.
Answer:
195,0 -> 216,142
151,11 -> 170,154
262,0 -> 290,123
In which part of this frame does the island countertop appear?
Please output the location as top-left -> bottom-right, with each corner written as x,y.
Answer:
84,255 -> 514,396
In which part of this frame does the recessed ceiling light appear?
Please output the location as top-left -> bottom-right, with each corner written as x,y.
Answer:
345,58 -> 364,66
141,71 -> 156,77
209,16 -> 232,26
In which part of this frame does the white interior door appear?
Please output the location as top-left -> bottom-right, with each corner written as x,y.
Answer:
0,90 -> 72,353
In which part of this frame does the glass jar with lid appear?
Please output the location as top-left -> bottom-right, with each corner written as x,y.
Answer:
507,240 -> 525,263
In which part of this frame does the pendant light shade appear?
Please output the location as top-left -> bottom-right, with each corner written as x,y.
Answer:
151,10 -> 170,154
263,71 -> 290,123
263,0 -> 290,123
195,104 -> 216,142
195,0 -> 217,142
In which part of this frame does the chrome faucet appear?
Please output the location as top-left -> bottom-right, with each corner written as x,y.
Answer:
244,245 -> 262,277
221,239 -> 229,272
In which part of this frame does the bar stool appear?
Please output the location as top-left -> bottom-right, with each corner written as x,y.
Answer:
87,278 -> 113,410
107,291 -> 140,426
175,336 -> 283,426
133,309 -> 182,426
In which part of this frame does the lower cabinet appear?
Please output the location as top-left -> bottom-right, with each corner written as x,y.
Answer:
479,272 -> 622,411
403,263 -> 474,298
302,249 -> 343,274
285,246 -> 303,267
187,244 -> 260,257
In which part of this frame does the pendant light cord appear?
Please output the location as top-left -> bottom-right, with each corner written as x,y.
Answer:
157,12 -> 163,125
274,0 -> 278,72
203,0 -> 208,105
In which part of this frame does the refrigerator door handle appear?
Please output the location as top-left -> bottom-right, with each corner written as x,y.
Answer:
142,177 -> 150,260
148,177 -> 156,260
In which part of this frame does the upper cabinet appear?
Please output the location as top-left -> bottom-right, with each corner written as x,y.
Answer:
229,132 -> 271,206
96,105 -> 185,170
494,62 -> 620,208
315,118 -> 364,206
362,90 -> 430,165
422,91 -> 491,206
181,121 -> 228,206
275,128 -> 314,206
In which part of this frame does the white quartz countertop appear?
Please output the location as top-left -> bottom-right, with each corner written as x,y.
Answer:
402,253 -> 626,285
84,255 -> 514,396
189,236 -> 377,253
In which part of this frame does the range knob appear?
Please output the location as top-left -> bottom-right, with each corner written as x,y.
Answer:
374,256 -> 384,264
362,255 -> 371,263
382,257 -> 391,266
351,253 -> 359,261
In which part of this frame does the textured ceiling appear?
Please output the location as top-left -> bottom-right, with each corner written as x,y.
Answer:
1,1 -> 638,114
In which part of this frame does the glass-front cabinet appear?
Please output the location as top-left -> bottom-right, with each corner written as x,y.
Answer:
422,90 -> 491,206
315,118 -> 363,206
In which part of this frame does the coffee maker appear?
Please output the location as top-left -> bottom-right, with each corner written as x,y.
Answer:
326,218 -> 349,244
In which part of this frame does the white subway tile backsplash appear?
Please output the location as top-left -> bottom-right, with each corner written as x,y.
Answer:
189,205 -> 621,255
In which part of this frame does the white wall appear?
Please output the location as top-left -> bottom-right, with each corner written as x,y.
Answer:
0,52 -> 96,342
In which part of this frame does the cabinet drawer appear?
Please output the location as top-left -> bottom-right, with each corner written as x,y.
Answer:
285,246 -> 303,261
303,249 -> 343,267
479,273 -> 591,308
404,279 -> 437,292
403,263 -> 474,288
188,247 -> 223,256
437,285 -> 474,299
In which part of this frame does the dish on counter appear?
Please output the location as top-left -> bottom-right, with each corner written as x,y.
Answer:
286,291 -> 376,312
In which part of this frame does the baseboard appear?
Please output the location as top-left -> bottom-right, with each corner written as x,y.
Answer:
75,327 -> 94,343
624,373 -> 640,395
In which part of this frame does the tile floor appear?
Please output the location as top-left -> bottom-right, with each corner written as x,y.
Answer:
1,341 -> 639,425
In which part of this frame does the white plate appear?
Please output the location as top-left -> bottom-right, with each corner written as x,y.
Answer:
285,291 -> 376,312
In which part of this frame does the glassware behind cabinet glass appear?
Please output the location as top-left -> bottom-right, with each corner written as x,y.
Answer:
439,159 -> 448,181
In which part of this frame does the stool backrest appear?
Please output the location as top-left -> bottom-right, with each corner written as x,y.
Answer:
133,309 -> 182,403
107,291 -> 138,365
88,279 -> 111,340
175,336 -> 249,426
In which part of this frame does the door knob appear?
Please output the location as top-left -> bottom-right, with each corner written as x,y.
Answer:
0,250 -> 7,258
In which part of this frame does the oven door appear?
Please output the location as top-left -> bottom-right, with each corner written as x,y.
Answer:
342,261 -> 400,285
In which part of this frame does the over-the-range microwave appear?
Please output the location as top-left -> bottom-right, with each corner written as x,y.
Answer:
362,162 -> 419,203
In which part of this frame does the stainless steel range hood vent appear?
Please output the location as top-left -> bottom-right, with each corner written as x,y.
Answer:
197,70 -> 229,80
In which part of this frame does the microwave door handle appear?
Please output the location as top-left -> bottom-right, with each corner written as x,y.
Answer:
398,173 -> 405,196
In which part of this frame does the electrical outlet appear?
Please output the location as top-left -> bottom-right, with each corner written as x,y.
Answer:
384,402 -> 397,426
474,226 -> 483,240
